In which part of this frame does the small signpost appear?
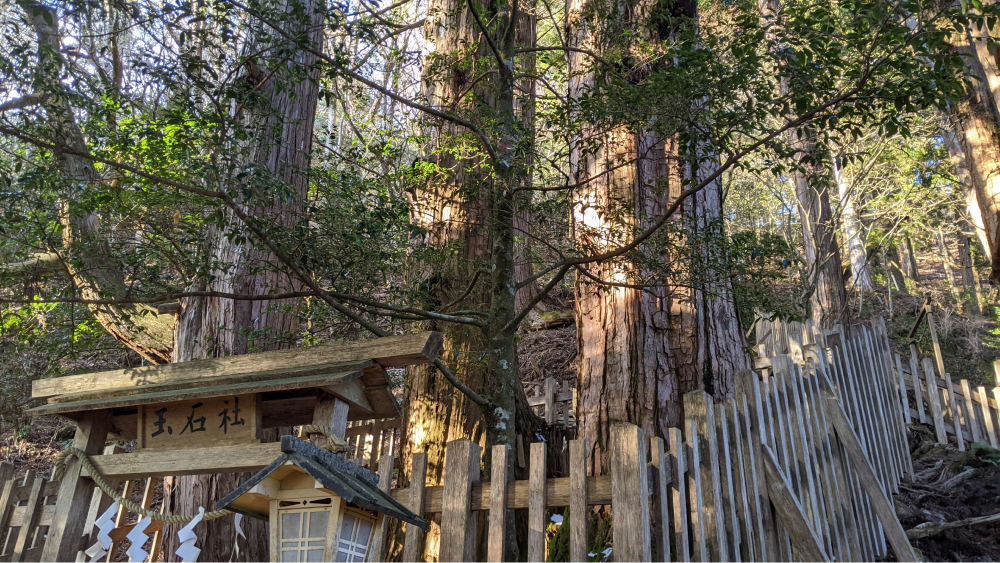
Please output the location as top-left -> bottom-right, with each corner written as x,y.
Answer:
25,332 -> 443,562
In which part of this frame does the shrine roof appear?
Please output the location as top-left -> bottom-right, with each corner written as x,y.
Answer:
216,435 -> 430,529
25,332 -> 442,425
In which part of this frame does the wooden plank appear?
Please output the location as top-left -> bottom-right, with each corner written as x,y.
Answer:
760,445 -> 829,563
389,475 -> 617,512
667,427 -> 690,562
89,442 -> 283,479
922,358 -> 948,445
41,412 -> 111,562
30,368 -> 364,418
926,312 -> 947,380
944,372 -> 965,451
0,465 -> 17,547
979,386 -> 999,448
960,379 -> 983,443
137,394 -> 259,450
321,379 -> 373,416
528,442 -> 547,562
734,371 -> 775,562
861,328 -> 902,491
726,399 -> 755,562
10,474 -> 45,563
368,454 -> 395,562
32,332 -> 442,399
994,388 -> 1000,447
894,355 -> 912,426
685,391 -> 726,562
402,453 -> 428,563
439,439 -> 480,562
488,445 -> 509,563
849,334 -> 892,494
819,374 -> 920,562
779,361 -> 821,533
611,424 -> 651,562
106,478 -> 136,562
714,403 -> 740,562
649,437 -> 672,563
569,440 -> 588,563
909,344 -> 927,424
686,418 -> 707,562
544,379 -> 556,425
797,362 -> 838,559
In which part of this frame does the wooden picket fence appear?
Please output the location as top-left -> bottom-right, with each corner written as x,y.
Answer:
526,378 -> 577,428
379,317 -> 916,562
344,418 -> 401,470
0,447 -> 163,562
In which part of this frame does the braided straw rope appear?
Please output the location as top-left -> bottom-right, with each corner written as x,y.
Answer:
52,426 -> 347,524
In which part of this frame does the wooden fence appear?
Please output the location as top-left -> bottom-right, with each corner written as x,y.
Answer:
379,317 -> 916,562
526,378 -> 576,428
344,418 -> 401,470
0,447 -> 163,562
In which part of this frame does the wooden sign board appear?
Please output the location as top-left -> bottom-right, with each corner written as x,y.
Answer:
137,395 -> 261,449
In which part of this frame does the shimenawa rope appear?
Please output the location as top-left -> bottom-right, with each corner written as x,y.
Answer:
53,425 -> 348,524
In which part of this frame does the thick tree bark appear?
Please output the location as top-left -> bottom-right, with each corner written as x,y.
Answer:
163,2 -> 325,559
833,156 -> 874,291
568,0 -> 748,475
939,115 -> 993,260
25,4 -> 175,364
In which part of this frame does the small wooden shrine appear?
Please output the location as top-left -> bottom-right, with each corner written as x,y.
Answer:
216,435 -> 428,562
24,331 -> 443,562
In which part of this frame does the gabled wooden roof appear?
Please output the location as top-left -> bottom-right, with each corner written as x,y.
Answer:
26,332 -> 442,434
216,435 -> 430,529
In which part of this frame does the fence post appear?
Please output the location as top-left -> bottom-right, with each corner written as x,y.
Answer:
610,424 -> 651,562
734,370 -> 776,562
909,344 -> 928,424
402,453 -> 428,563
528,442 -> 547,562
922,358 -> 947,445
41,411 -> 111,562
982,385 -> 1000,448
569,440 -> 588,563
368,454 -> 394,562
943,372 -> 965,451
11,473 -> 46,562
684,390 -> 728,562
667,427 -> 690,562
488,445 -> 510,562
960,379 -> 983,444
649,436 -> 672,563
440,439 -> 481,562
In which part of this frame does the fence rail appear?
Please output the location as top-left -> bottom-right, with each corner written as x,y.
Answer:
380,317 -> 916,562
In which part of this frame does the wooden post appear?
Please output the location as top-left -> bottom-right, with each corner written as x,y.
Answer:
944,372 -> 965,450
909,345 -> 927,424
760,445 -> 830,563
714,404 -> 740,561
439,439 -> 480,562
610,424 -> 651,562
569,440 -> 588,563
926,311 -> 947,380
922,358 -> 947,444
734,371 -> 775,562
544,378 -> 557,425
309,394 -> 350,447
11,473 -> 46,562
684,391 -> 727,562
488,445 -> 509,562
368,455 -> 395,562
686,419 -> 707,562
726,398 -> 755,562
41,411 -> 111,562
667,427 -> 690,562
819,374 -> 920,562
107,477 -> 136,562
528,442 -> 547,562
649,437 -> 672,563
960,379 -> 983,444
894,354 -> 912,424
994,359 -> 1000,387
988,387 -> 1000,449
402,453 -> 428,563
